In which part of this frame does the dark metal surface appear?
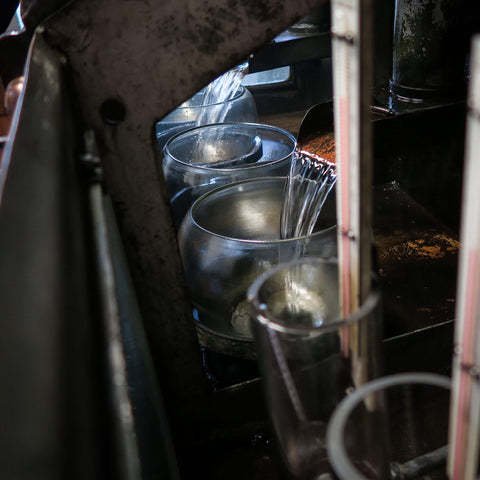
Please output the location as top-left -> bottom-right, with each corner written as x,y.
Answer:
373,103 -> 466,233
374,183 -> 459,338
20,0 -> 70,32
88,156 -> 142,480
105,195 -> 180,480
248,31 -> 331,73
299,103 -> 461,344
297,99 -> 333,146
250,58 -> 334,117
300,101 -> 466,233
88,170 -> 181,480
0,34 -> 106,480
0,30 -> 182,479
298,104 -> 462,342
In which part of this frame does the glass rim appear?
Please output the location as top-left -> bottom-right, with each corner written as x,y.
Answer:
187,177 -> 336,244
163,122 -> 297,172
326,372 -> 451,480
247,257 -> 381,334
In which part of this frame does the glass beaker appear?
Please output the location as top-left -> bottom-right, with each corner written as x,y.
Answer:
177,177 -> 337,360
155,85 -> 258,150
247,258 -> 383,478
162,123 -> 296,230
327,372 -> 451,480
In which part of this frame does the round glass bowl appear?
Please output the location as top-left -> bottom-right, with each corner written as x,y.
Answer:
162,123 -> 296,230
155,86 -> 258,150
177,176 -> 337,359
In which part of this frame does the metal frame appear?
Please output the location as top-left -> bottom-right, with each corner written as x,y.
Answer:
0,30 -> 182,480
0,33 -> 105,480
39,0 -> 328,443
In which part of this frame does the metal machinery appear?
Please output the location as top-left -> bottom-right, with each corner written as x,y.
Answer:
1,0 -> 479,478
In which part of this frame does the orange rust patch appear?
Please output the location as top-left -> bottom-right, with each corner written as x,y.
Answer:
301,132 -> 336,164
378,233 -> 459,263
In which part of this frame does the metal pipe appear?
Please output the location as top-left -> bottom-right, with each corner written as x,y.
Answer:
391,0 -> 467,100
391,445 -> 447,480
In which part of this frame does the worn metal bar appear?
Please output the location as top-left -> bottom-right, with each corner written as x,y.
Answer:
86,134 -> 143,480
0,33 -> 105,480
391,445 -> 447,480
104,190 -> 180,480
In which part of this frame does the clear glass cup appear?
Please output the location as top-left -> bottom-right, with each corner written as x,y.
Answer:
162,123 -> 296,230
177,177 -> 337,359
155,85 -> 258,151
327,372 -> 451,480
247,258 -> 383,478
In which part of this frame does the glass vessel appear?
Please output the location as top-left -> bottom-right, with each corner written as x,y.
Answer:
177,177 -> 337,359
155,86 -> 258,151
162,123 -> 296,230
248,257 -> 382,478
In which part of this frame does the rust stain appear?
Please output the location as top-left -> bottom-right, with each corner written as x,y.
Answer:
301,131 -> 336,164
242,0 -> 284,23
432,233 -> 460,250
405,240 -> 444,259
378,232 -> 459,264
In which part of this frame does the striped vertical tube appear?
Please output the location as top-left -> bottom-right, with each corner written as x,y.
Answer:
448,34 -> 480,480
331,0 -> 374,388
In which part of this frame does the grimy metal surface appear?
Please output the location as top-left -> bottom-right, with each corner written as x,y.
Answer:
0,34 -> 105,480
39,0 -> 327,442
